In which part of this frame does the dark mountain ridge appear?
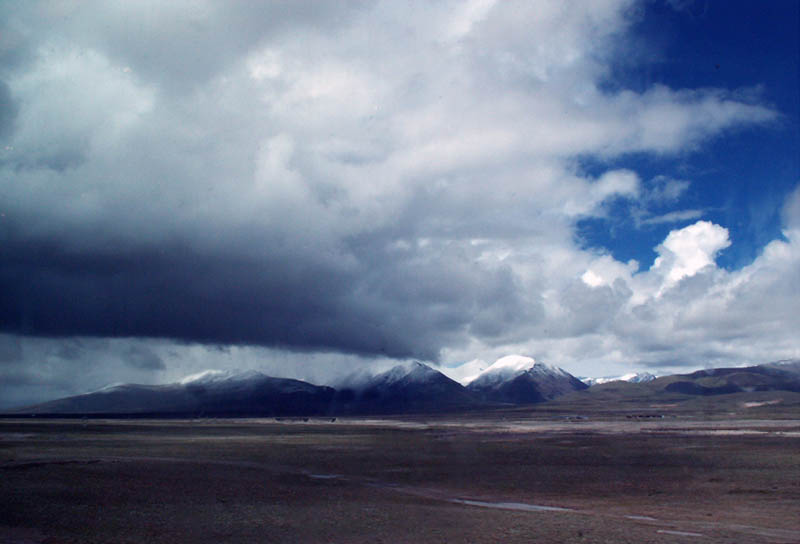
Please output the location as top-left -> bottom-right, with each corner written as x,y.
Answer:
659,360 -> 800,396
11,360 -> 587,417
19,372 -> 337,417
9,360 -> 799,417
334,361 -> 479,414
466,356 -> 589,404
549,359 -> 800,414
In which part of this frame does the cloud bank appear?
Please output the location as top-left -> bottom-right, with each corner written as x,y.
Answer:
0,1 -> 796,406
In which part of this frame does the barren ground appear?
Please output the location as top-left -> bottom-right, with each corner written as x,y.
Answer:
1,413 -> 799,543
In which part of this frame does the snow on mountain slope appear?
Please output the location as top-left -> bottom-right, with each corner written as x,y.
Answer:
360,361 -> 466,393
465,355 -> 569,386
466,355 -> 587,403
583,372 -> 657,387
371,361 -> 432,385
180,369 -> 234,385
622,372 -> 657,383
334,361 -> 478,413
385,361 -> 448,384
337,361 -> 448,390
179,369 -> 265,385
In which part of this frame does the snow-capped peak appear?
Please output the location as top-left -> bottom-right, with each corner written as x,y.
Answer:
463,355 -> 533,383
619,372 -> 656,383
490,355 -> 538,373
465,355 -> 568,385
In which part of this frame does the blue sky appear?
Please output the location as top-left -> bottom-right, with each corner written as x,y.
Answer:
0,0 -> 798,407
579,0 -> 799,270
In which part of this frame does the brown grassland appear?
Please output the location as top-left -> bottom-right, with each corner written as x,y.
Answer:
1,405 -> 799,543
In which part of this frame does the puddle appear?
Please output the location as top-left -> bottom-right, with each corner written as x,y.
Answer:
451,499 -> 572,513
657,529 -> 704,537
742,399 -> 782,408
306,473 -> 343,480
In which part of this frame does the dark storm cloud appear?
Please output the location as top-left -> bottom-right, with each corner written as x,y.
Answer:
0,229 -> 531,361
122,345 -> 165,371
55,340 -> 83,361
0,334 -> 22,362
0,239 -> 366,353
0,81 -> 17,141
1,370 -> 52,388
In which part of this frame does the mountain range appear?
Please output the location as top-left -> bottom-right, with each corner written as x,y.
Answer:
553,359 -> 800,414
10,356 -> 584,416
8,358 -> 800,417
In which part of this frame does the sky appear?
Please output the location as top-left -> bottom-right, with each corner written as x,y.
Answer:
0,0 -> 798,408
